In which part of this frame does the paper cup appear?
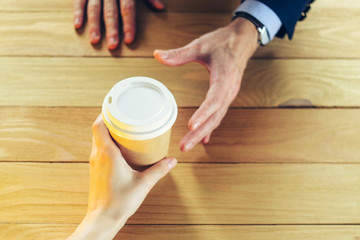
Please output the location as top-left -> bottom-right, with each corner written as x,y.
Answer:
102,76 -> 177,170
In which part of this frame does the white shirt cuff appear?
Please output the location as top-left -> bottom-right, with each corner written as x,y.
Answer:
234,0 -> 282,41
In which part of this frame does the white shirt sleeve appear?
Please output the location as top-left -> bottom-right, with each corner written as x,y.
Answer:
234,0 -> 282,41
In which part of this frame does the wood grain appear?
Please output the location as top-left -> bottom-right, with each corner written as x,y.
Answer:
0,12 -> 227,57
1,162 -> 360,224
2,58 -> 360,107
0,0 -> 358,13
0,0 -> 358,238
1,224 -> 360,240
0,10 -> 358,58
0,0 -> 240,13
2,107 -> 360,163
0,57 -> 209,107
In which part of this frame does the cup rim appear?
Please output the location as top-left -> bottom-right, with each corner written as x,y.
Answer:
102,76 -> 178,140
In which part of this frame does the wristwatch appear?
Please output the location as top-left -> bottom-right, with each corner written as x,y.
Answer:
232,11 -> 270,46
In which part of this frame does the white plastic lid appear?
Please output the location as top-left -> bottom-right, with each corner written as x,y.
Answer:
102,76 -> 178,140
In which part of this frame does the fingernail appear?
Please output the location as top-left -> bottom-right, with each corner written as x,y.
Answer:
154,1 -> 165,10
168,158 -> 177,170
184,142 -> 193,151
160,50 -> 168,59
192,121 -> 200,130
203,137 -> 209,144
124,32 -> 133,44
110,37 -> 117,44
91,32 -> 99,41
74,18 -> 81,27
108,37 -> 118,49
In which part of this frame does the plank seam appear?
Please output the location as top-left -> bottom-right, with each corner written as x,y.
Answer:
0,55 -> 359,60
1,223 -> 360,226
1,161 -> 360,165
2,106 -> 360,109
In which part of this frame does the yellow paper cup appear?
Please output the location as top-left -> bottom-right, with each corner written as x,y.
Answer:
102,77 -> 178,170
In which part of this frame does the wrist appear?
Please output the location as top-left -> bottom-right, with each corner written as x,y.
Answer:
67,212 -> 127,240
228,17 -> 259,58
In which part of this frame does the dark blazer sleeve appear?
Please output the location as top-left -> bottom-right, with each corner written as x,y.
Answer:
256,0 -> 313,39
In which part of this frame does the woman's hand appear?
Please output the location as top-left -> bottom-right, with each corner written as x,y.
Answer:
67,115 -> 177,240
154,18 -> 259,152
74,0 -> 165,49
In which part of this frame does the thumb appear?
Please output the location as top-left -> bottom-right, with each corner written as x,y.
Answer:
141,158 -> 177,188
154,45 -> 198,67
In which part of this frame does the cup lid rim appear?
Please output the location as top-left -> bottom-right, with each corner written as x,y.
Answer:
102,77 -> 178,140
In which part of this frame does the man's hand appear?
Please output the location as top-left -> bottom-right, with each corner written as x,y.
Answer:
154,18 -> 259,152
67,115 -> 177,240
74,0 -> 165,50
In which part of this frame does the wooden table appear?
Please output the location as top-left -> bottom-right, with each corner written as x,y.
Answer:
1,0 -> 360,239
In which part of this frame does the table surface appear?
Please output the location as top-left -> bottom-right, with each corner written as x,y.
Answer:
1,0 -> 360,239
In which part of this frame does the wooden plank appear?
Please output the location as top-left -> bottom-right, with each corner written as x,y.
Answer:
0,57 -> 209,107
0,12 -> 227,57
2,58 -> 360,107
1,107 -> 360,163
0,0 -> 240,13
0,0 -> 358,13
0,11 -> 359,58
0,162 -> 360,224
1,224 -> 360,240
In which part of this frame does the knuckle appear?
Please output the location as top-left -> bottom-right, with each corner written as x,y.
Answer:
191,39 -> 201,49
196,43 -> 207,54
122,1 -> 135,13
159,160 -> 169,174
91,121 -> 100,133
88,2 -> 99,13
191,39 -> 208,55
211,117 -> 221,129
191,38 -> 200,45
123,23 -> 134,32
89,156 -> 96,167
210,98 -> 221,110
96,147 -> 113,162
89,26 -> 99,33
89,146 -> 112,166
107,31 -> 118,38
104,7 -> 115,18
172,50 -> 181,60
214,118 -> 222,127
171,48 -> 188,61
95,148 -> 105,158
74,9 -> 83,17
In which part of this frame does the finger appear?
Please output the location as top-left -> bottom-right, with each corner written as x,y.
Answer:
91,135 -> 97,154
188,82 -> 227,131
141,158 -> 177,188
146,0 -> 165,10
154,41 -> 199,67
74,0 -> 87,28
92,114 -> 117,149
202,134 -> 211,144
87,0 -> 101,44
104,0 -> 119,50
180,107 -> 227,152
120,0 -> 136,44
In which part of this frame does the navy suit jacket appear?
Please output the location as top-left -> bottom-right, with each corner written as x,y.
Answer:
255,0 -> 313,39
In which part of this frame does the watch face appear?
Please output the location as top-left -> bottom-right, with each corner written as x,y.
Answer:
259,27 -> 270,45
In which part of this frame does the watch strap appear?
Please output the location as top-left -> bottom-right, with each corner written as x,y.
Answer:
232,11 -> 270,46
